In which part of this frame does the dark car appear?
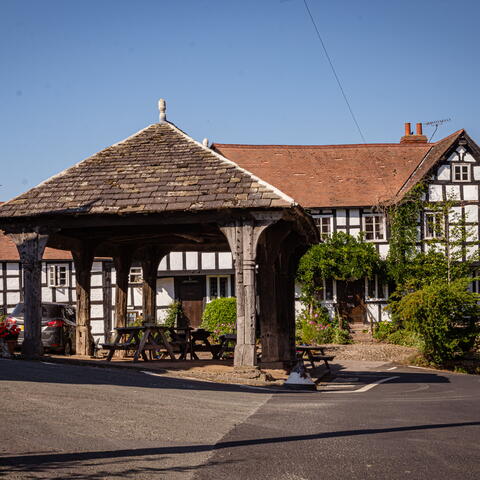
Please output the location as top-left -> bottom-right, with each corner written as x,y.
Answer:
7,302 -> 76,355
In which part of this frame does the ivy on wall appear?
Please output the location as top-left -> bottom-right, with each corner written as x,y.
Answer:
385,182 -> 425,284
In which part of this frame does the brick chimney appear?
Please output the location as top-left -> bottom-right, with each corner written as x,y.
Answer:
400,122 -> 428,143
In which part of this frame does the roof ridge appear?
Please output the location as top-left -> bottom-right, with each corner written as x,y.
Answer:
394,129 -> 465,201
213,142 -> 431,149
165,121 -> 297,206
431,128 -> 465,145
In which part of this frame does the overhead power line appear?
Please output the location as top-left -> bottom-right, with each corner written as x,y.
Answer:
302,0 -> 366,143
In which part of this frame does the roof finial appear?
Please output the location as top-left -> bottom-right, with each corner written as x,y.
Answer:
158,98 -> 166,123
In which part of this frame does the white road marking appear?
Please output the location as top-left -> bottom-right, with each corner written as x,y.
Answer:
324,384 -> 358,388
387,366 -> 398,371
324,376 -> 399,394
41,362 -> 57,365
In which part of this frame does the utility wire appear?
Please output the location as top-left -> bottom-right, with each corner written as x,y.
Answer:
303,0 -> 367,143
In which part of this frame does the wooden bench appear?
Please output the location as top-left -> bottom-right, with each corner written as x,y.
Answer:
296,345 -> 335,373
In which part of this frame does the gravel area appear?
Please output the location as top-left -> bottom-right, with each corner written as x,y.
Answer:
323,342 -> 419,362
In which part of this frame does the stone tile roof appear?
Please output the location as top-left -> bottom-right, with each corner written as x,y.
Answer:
213,132 -> 466,207
0,122 -> 294,218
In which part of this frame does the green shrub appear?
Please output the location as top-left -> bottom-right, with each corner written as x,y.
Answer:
372,321 -> 397,342
200,298 -> 236,341
163,301 -> 183,328
394,278 -> 480,364
296,306 -> 350,345
373,321 -> 423,349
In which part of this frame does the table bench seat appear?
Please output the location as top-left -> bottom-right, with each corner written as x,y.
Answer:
102,343 -> 138,350
309,355 -> 335,362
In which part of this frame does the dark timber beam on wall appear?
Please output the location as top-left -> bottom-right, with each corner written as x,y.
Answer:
72,244 -> 95,356
113,247 -> 134,331
8,232 -> 48,359
140,247 -> 167,324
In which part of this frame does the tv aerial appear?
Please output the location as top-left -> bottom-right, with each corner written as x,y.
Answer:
422,118 -> 451,141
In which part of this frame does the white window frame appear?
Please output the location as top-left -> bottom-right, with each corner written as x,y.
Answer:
424,212 -> 444,239
128,267 -> 143,284
206,275 -> 232,302
362,214 -> 386,242
47,264 -> 68,288
313,215 -> 333,239
319,278 -> 335,302
452,163 -> 470,182
365,275 -> 388,301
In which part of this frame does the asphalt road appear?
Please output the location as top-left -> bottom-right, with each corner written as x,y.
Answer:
0,360 -> 479,479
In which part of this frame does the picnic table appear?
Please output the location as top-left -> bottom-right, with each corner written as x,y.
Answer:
102,325 -> 176,362
188,328 -> 218,360
215,334 -> 237,359
295,345 -> 334,373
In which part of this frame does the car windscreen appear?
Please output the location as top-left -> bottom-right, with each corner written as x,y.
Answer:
12,303 -> 25,316
43,305 -> 65,318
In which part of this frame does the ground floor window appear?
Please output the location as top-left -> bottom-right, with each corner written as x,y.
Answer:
128,267 -> 143,284
48,264 -> 68,287
365,275 -> 388,300
320,278 -> 334,301
207,275 -> 231,302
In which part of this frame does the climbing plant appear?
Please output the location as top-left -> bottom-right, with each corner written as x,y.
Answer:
297,232 -> 383,307
385,182 -> 425,284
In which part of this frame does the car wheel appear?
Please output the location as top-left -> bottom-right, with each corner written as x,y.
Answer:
64,340 -> 72,356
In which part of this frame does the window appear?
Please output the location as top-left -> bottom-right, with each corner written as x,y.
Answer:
363,214 -> 385,241
313,216 -> 332,239
126,310 -> 141,326
365,276 -> 388,300
207,275 -> 231,302
453,164 -> 470,182
425,212 -> 444,239
128,267 -> 143,284
319,278 -> 334,301
48,265 -> 68,287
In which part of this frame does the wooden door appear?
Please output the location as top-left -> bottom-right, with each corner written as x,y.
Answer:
177,278 -> 204,328
336,280 -> 366,324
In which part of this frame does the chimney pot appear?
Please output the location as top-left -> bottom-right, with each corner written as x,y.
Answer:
416,123 -> 423,135
404,122 -> 411,136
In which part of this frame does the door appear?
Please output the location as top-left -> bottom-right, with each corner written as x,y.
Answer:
177,277 -> 204,328
336,280 -> 366,324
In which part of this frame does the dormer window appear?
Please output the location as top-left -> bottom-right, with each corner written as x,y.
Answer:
453,164 -> 470,182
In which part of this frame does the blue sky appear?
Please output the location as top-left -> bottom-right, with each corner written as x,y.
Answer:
1,0 -> 479,200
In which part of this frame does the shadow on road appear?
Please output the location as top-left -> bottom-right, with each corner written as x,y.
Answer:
0,359 -> 452,396
1,421 -> 478,477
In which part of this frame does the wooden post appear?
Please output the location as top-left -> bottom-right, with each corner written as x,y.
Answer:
9,232 -> 48,359
257,225 -> 291,366
113,249 -> 133,331
221,217 -> 275,368
140,247 -> 165,324
72,246 -> 94,357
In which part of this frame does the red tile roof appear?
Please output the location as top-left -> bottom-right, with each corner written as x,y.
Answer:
0,231 -> 72,261
213,132 -> 464,207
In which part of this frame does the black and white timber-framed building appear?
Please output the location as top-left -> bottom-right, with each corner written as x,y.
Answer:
1,109 -> 480,360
